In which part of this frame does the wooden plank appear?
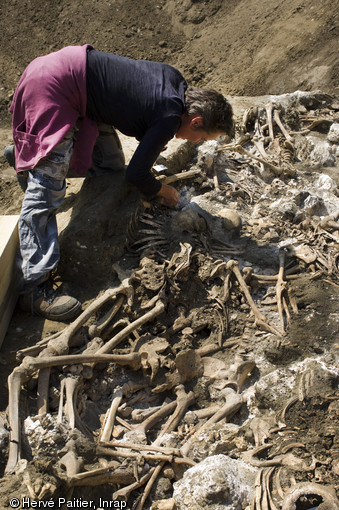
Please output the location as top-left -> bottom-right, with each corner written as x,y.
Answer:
0,215 -> 20,348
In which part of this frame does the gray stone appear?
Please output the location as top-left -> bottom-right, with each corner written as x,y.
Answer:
328,123 -> 339,144
173,454 -> 257,510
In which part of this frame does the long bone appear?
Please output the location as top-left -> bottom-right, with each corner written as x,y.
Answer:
100,387 -> 124,442
131,404 -> 165,422
217,143 -> 281,176
226,260 -> 283,337
39,278 -> 134,359
128,400 -> 177,442
95,299 -> 165,355
6,352 -> 141,474
100,441 -> 181,456
57,376 -> 80,428
265,104 -> 275,142
97,445 -> 194,466
273,109 -> 293,142
136,385 -> 196,510
37,367 -> 51,415
88,295 -> 125,339
69,463 -> 136,487
276,249 -> 288,334
113,468 -> 156,502
155,384 -> 195,441
253,113 -> 270,159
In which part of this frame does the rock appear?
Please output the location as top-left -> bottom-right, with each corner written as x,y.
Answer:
307,135 -> 336,167
328,123 -> 339,143
0,416 -> 9,449
173,454 -> 257,510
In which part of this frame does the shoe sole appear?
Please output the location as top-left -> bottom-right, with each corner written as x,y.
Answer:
40,301 -> 82,322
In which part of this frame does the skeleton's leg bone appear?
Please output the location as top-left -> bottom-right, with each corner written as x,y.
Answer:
64,377 -> 80,429
96,300 -> 165,355
133,400 -> 177,439
97,446 -> 194,466
226,259 -> 267,322
273,110 -> 293,142
266,104 -> 275,142
100,388 -> 124,442
5,366 -> 27,474
39,280 -> 134,358
23,353 -> 142,372
131,405 -> 164,422
69,467 -> 136,487
37,367 -> 51,416
217,144 -> 281,176
99,441 -> 181,456
88,295 -> 125,339
113,468 -> 156,502
276,249 -> 287,334
159,168 -> 201,184
155,385 -> 195,442
136,462 -> 165,510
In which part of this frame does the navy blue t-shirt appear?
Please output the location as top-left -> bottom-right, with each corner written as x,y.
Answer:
86,49 -> 187,195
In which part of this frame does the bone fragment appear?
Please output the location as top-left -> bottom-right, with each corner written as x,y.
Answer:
132,405 -> 165,422
69,464 -> 135,486
196,337 -> 240,356
158,168 -> 201,184
213,166 -> 220,191
136,462 -> 165,510
88,295 -> 125,339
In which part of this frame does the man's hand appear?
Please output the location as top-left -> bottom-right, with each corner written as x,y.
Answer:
156,183 -> 179,208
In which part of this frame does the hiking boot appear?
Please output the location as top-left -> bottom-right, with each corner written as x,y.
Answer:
4,144 -> 15,168
19,280 -> 82,322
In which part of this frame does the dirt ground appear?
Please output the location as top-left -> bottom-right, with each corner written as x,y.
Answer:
0,1 -> 338,509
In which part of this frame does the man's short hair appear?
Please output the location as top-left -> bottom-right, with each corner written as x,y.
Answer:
185,87 -> 234,138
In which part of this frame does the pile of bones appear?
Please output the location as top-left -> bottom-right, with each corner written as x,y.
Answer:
1,91 -> 339,510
